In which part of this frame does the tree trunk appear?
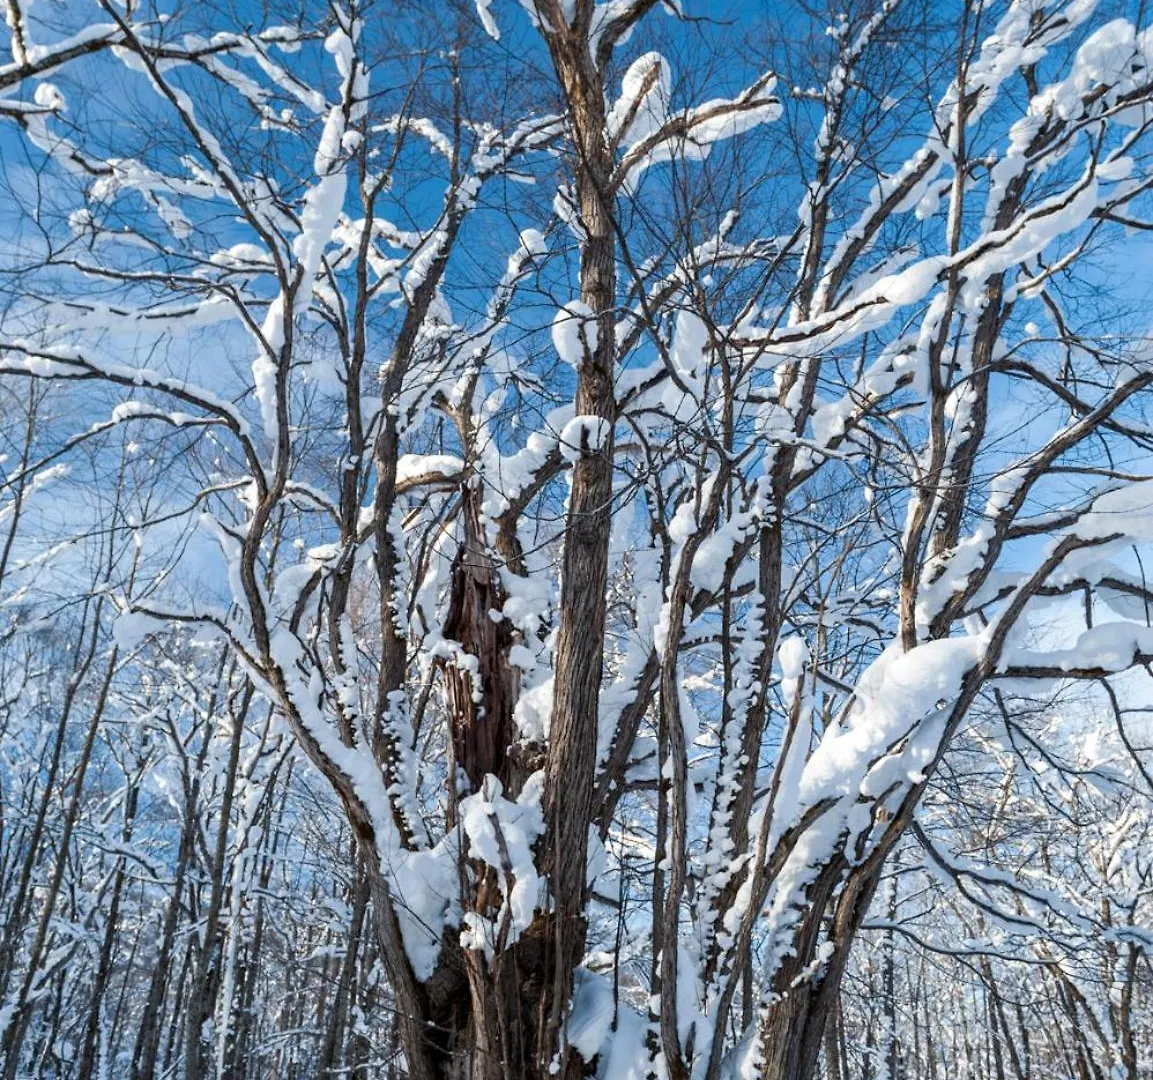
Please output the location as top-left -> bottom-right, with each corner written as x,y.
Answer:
535,16 -> 619,1075
76,774 -> 141,1080
184,678 -> 250,1080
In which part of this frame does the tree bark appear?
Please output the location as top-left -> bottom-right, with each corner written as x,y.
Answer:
536,10 -> 618,1073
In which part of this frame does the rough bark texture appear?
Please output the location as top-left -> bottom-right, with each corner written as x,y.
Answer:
431,484 -> 562,1080
443,490 -> 519,792
536,10 -> 618,1074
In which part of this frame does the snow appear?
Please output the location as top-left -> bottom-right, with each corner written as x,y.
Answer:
513,675 -> 553,742
777,635 -> 808,681
1079,480 -> 1153,542
566,968 -> 614,1060
396,453 -> 464,484
552,301 -> 599,367
18,22 -> 119,68
32,82 -> 64,112
377,115 -> 454,159
394,845 -> 459,979
589,999 -> 650,1079
617,72 -> 781,182
690,512 -> 752,594
456,774 -> 545,956
291,104 -> 348,312
557,415 -> 611,463
798,634 -> 986,807
689,96 -> 780,145
111,609 -> 161,650
1005,623 -> 1153,674
474,0 -> 500,40
607,52 -> 671,143
253,299 -> 284,441
1098,570 -> 1153,621
1072,19 -> 1145,99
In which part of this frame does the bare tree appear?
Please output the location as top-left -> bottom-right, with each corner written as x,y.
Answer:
2,2 -> 1153,1079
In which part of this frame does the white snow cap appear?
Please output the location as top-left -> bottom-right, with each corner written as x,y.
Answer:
558,415 -> 612,463
474,0 -> 499,40
607,52 -> 671,143
552,301 -> 599,367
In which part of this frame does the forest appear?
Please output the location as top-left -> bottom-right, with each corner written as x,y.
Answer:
0,0 -> 1151,1077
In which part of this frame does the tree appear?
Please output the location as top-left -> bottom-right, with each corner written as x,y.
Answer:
1,1 -> 1153,1078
